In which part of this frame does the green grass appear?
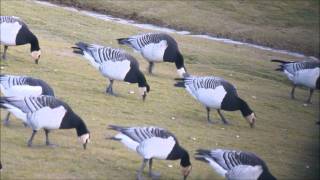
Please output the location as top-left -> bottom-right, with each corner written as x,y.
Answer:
1,1 -> 319,180
46,0 -> 319,57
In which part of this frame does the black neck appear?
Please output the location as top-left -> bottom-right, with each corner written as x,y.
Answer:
75,116 -> 89,136
167,144 -> 191,167
259,169 -> 277,180
137,71 -> 148,89
174,51 -> 185,70
60,110 -> 89,136
30,33 -> 40,52
238,98 -> 253,117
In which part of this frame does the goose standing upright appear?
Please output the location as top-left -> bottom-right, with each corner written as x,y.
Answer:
108,125 -> 192,180
0,74 -> 55,125
72,42 -> 150,101
0,16 -> 41,64
195,149 -> 276,180
271,59 -> 320,103
175,75 -> 256,127
0,95 -> 90,149
117,32 -> 187,77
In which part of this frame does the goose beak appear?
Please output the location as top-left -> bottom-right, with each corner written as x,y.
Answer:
142,93 -> 146,101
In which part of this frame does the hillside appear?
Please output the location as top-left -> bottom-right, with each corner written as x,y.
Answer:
44,0 -> 319,57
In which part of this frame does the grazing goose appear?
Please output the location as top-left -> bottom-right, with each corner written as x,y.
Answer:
72,42 -> 150,100
195,149 -> 276,180
117,32 -> 187,77
175,75 -> 256,127
0,16 -> 41,64
271,59 -> 320,103
0,74 -> 54,126
0,95 -> 90,149
108,125 -> 192,180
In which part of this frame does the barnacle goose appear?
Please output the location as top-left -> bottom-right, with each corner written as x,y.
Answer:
72,42 -> 150,101
195,149 -> 276,180
117,32 -> 187,77
271,59 -> 320,103
0,74 -> 54,126
0,16 -> 41,64
175,75 -> 256,127
108,125 -> 192,180
0,95 -> 90,149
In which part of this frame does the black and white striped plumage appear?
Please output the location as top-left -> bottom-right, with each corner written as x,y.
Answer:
195,149 -> 276,180
0,74 -> 55,125
0,16 -> 41,64
175,75 -> 256,127
271,59 -> 320,103
108,125 -> 192,180
117,33 -> 187,77
0,95 -> 90,149
72,42 -> 150,100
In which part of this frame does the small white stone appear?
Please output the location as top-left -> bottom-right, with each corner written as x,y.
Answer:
306,165 -> 310,169
229,74 -> 233,76
168,164 -> 173,168
252,96 -> 256,99
221,128 -> 225,130
215,142 -> 219,146
129,90 -> 135,94
191,137 -> 197,141
0,66 -> 4,70
54,69 -> 58,72
303,103 -> 308,107
171,117 -> 176,120
236,135 -> 240,139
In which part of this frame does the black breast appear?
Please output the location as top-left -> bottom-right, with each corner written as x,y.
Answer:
15,24 -> 32,45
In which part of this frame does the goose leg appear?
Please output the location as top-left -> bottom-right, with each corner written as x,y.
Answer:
217,110 -> 230,125
206,107 -> 214,124
2,45 -> 8,60
106,79 -> 114,95
291,85 -> 296,99
27,130 -> 37,147
44,129 -> 57,147
3,112 -> 11,126
148,159 -> 160,179
137,159 -> 148,180
148,62 -> 154,74
306,89 -> 314,104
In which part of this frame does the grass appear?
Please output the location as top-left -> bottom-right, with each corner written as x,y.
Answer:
45,0 -> 319,57
0,0 -> 319,179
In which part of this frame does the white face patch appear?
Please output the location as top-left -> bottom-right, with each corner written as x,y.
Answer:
139,87 -> 147,96
245,113 -> 256,128
78,133 -> 90,144
31,50 -> 41,60
177,68 -> 186,78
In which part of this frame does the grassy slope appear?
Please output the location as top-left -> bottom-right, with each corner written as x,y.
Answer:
0,1 -> 319,179
45,0 -> 319,57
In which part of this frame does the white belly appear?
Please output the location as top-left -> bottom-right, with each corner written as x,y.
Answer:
293,68 -> 319,88
28,106 -> 66,130
196,86 -> 227,109
0,22 -> 21,45
141,40 -> 167,62
137,137 -> 175,160
0,85 -> 42,97
99,60 -> 130,80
